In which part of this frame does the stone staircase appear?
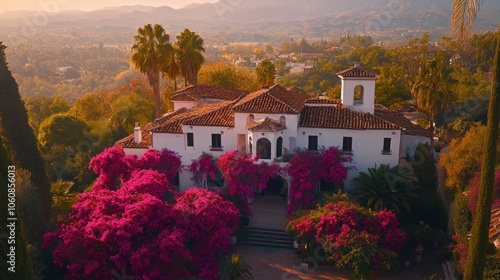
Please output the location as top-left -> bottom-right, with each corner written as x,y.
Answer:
237,226 -> 294,250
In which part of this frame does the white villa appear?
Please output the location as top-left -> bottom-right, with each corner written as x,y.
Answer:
116,65 -> 430,193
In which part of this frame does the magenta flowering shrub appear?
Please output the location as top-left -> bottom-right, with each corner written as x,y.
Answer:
189,152 -> 219,185
287,195 -> 405,279
319,146 -> 353,184
217,150 -> 281,216
466,170 -> 500,215
89,147 -> 181,191
88,146 -> 136,190
175,188 -> 239,279
287,147 -> 352,216
45,148 -> 239,280
121,170 -> 175,199
137,148 -> 182,182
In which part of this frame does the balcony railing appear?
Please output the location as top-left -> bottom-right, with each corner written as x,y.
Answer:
381,150 -> 392,155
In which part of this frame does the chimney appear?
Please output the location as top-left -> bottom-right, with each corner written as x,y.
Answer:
262,84 -> 269,89
134,122 -> 142,143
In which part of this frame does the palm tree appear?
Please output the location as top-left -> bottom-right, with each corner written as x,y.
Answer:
452,1 -> 500,279
353,164 -> 419,215
219,253 -> 254,280
175,28 -> 205,87
131,23 -> 172,118
255,59 -> 276,86
163,48 -> 181,91
411,50 -> 455,147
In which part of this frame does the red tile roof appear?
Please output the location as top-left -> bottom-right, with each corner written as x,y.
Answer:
247,117 -> 286,132
115,109 -> 188,148
299,105 -> 399,130
153,101 -> 236,134
305,98 -> 342,105
375,107 -> 431,137
170,84 -> 247,101
232,84 -> 309,114
490,204 -> 500,242
337,65 -> 377,78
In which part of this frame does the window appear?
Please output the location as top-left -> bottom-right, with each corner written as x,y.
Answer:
276,137 -> 283,158
308,135 -> 318,151
383,138 -> 391,154
211,134 -> 222,150
279,116 -> 286,126
187,133 -> 194,147
257,138 -> 271,159
354,85 -> 364,104
342,137 -> 353,153
247,114 -> 255,125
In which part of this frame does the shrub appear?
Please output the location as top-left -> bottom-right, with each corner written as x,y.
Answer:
453,192 -> 471,238
287,195 -> 405,279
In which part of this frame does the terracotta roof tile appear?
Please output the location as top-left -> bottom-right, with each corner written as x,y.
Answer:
170,84 -> 247,101
299,106 -> 399,130
247,117 -> 286,132
375,107 -> 431,137
305,98 -> 342,105
337,65 -> 377,78
490,204 -> 500,242
232,84 -> 309,114
153,101 -> 236,134
115,109 -> 188,148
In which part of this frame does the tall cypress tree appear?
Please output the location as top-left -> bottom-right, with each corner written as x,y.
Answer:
0,42 -> 52,236
0,137 -> 33,279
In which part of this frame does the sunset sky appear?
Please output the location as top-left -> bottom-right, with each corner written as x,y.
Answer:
0,0 -> 218,13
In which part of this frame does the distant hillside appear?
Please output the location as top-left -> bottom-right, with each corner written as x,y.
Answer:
0,0 -> 498,40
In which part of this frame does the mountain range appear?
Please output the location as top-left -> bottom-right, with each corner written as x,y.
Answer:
1,0 -> 499,41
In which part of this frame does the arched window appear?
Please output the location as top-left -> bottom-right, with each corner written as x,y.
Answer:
247,114 -> 255,125
279,116 -> 286,126
354,85 -> 364,104
276,137 -> 283,158
257,138 -> 271,159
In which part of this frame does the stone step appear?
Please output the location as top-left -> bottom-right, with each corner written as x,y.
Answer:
237,226 -> 294,249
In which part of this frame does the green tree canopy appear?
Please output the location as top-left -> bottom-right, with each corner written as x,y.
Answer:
255,59 -> 276,86
131,23 -> 172,118
198,62 -> 259,91
38,113 -> 89,149
175,28 -> 205,87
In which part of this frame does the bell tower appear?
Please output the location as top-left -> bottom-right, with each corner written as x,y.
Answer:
337,64 -> 377,114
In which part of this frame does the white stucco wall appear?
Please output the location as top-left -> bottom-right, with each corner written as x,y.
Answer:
340,77 -> 376,114
123,148 -> 148,158
173,100 -> 197,111
400,134 -> 431,159
298,127 -> 401,192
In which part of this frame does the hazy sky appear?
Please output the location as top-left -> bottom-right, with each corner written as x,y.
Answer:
0,0 -> 218,13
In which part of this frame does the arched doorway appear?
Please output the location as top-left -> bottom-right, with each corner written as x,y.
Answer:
257,138 -> 271,159
264,177 -> 286,197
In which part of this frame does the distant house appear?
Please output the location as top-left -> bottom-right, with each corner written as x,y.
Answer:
116,65 -> 430,193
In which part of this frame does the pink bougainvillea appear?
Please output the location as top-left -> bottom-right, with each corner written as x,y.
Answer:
45,148 -> 238,280
217,150 -> 281,216
175,188 -> 239,279
287,147 -> 352,216
136,148 -> 182,182
466,169 -> 500,215
88,146 -> 136,190
189,152 -> 219,186
287,194 -> 405,278
89,147 -> 181,191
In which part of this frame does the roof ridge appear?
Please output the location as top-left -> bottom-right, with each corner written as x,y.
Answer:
264,87 -> 300,113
